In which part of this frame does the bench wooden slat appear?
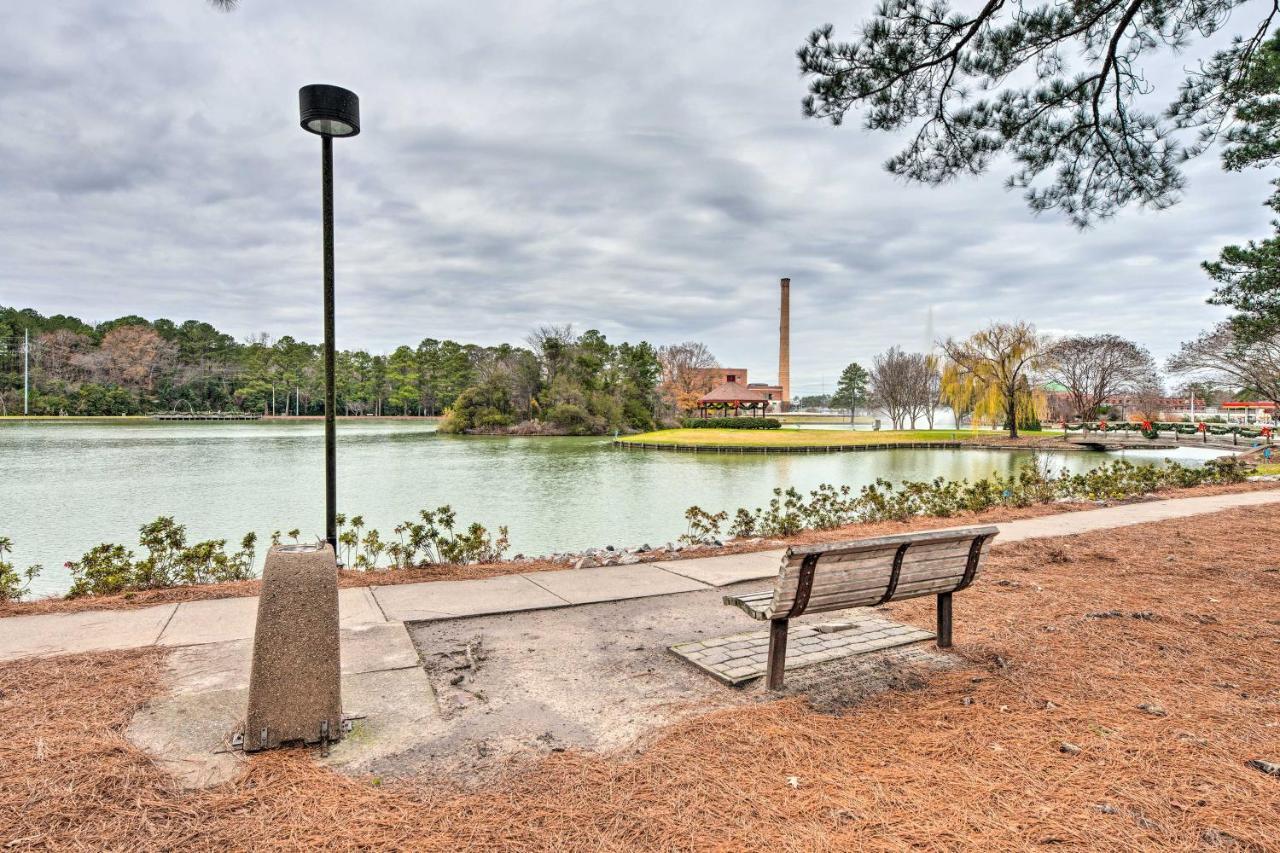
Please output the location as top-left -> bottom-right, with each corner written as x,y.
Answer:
769,536 -> 993,615
782,571 -> 968,612
783,526 -> 997,557
722,590 -> 774,620
780,538 -> 975,569
772,548 -> 980,592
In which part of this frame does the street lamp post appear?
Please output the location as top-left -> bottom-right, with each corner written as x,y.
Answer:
299,84 -> 360,554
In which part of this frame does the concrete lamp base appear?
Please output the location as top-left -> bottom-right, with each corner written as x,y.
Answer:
245,543 -> 342,752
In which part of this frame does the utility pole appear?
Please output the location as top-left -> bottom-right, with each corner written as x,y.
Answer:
23,328 -> 29,416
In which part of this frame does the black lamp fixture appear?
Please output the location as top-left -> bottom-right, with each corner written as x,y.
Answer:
299,83 -> 360,555
299,84 -> 360,138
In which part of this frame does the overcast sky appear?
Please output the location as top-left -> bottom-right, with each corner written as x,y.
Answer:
1,1 -> 1269,395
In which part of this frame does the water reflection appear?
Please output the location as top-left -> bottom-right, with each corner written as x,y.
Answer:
0,419 -> 1217,596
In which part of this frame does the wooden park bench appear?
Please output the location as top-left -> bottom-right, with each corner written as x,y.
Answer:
723,525 -> 999,689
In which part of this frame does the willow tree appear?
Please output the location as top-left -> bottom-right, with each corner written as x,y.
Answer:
940,360 -> 980,427
942,322 -> 1043,438
941,359 -> 1041,430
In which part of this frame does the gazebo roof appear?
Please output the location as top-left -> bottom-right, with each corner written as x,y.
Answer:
699,381 -> 772,404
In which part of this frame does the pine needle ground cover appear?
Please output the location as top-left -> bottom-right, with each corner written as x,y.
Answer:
2,506 -> 1278,850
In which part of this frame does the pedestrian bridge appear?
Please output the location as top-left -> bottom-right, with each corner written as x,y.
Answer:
1063,431 -> 1266,453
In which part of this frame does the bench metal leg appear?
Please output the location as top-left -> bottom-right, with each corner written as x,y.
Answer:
936,592 -> 953,649
766,618 -> 789,690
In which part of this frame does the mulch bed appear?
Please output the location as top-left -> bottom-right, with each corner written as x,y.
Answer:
3,480 -> 1276,619
2,506 -> 1278,850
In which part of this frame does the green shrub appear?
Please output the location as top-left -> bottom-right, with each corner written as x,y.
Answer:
355,505 -> 510,570
680,507 -> 728,545
622,398 -> 655,432
65,517 -> 256,598
0,537 -> 41,602
64,544 -> 138,598
438,385 -> 516,433
474,409 -> 515,428
547,402 -> 603,435
679,417 -> 781,430
687,458 -> 1247,541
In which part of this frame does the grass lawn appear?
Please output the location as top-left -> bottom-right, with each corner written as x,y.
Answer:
1255,463 -> 1280,475
619,427 -> 1048,447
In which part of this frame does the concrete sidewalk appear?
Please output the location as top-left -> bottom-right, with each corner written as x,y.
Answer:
3,488 -> 1277,663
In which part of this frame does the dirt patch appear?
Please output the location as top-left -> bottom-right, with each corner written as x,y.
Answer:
399,590 -> 951,782
3,505 -> 1280,849
6,480 -> 1276,619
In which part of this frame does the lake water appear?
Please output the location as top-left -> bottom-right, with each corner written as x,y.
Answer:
0,419 -> 1223,596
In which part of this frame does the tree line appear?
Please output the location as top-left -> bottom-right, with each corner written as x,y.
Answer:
813,320 -> 1278,438
0,306 -> 738,435
0,306 -> 507,418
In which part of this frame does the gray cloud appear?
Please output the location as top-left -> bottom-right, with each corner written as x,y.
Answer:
0,0 -> 1267,395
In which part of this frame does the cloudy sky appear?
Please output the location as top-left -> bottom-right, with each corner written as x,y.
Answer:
2,1 -> 1268,395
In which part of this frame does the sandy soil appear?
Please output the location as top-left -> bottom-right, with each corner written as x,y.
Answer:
396,588 -> 956,782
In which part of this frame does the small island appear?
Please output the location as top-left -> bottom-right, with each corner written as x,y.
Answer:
616,426 -> 1052,452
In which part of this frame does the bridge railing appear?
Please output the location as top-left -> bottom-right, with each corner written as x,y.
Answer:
1062,421 -> 1274,446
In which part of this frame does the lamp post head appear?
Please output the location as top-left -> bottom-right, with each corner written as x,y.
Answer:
299,84 -> 360,137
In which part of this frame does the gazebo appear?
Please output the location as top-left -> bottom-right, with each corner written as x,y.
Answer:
696,380 -> 773,418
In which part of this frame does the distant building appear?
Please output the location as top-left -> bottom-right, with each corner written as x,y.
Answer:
1220,401 -> 1277,424
692,368 -> 784,412
697,367 -> 750,387
748,383 -> 784,408
1102,394 -> 1188,419
696,374 -> 775,418
689,277 -> 792,415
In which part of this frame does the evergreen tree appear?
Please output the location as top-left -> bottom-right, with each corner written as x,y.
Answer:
2,305 -> 667,429
1203,33 -> 1280,341
386,346 -> 420,414
797,0 -> 1280,225
830,362 -> 870,423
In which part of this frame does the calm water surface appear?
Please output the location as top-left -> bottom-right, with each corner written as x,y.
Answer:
0,419 -> 1220,596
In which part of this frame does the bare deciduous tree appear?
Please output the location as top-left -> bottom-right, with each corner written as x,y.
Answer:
525,324 -> 577,387
871,347 -> 936,429
1168,323 -> 1280,415
657,342 -> 718,416
1129,380 -> 1170,423
36,330 -> 95,384
99,325 -> 176,392
1041,334 -> 1159,420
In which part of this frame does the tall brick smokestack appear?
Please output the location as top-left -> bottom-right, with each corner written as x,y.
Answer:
779,277 -> 790,413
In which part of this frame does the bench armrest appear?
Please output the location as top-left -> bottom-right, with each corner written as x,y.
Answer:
723,590 -> 773,621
